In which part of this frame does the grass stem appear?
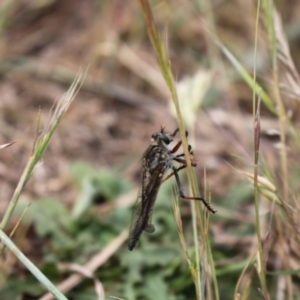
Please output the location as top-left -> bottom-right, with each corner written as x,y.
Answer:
0,229 -> 67,300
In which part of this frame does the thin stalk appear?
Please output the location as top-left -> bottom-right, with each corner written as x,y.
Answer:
0,229 -> 67,300
0,71 -> 85,232
138,1 -> 207,298
234,251 -> 257,298
200,21 -> 276,115
172,194 -> 198,286
207,245 -> 219,300
205,191 -> 219,300
262,1 -> 288,205
262,1 -> 292,298
252,1 -> 268,298
194,0 -> 222,69
190,130 -> 206,299
253,89 -> 268,299
0,0 -> 17,31
252,0 -> 260,123
191,199 -> 201,298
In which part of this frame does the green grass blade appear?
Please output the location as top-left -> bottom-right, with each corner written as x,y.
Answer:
0,229 -> 68,300
213,37 -> 276,114
0,70 -> 86,231
138,1 -> 207,297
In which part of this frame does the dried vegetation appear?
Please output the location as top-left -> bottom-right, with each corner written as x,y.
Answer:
0,0 -> 300,299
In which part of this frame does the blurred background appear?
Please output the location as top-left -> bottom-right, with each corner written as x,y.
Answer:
0,0 -> 300,299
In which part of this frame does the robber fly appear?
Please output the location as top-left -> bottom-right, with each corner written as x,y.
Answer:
128,127 -> 216,251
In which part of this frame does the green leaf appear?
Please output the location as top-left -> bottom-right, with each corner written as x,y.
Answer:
223,183 -> 254,209
95,169 -> 131,200
144,275 -> 176,300
69,162 -> 95,186
72,178 -> 98,219
0,276 -> 45,298
70,162 -> 131,218
142,247 -> 180,267
32,198 -> 75,248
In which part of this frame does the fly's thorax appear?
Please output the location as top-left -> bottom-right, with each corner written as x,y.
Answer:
144,145 -> 170,169
141,144 -> 171,188
151,130 -> 184,156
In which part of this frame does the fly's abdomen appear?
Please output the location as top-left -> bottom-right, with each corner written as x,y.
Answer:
128,140 -> 169,250
128,174 -> 162,251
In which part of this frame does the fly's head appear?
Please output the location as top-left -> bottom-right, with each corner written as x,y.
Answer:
151,127 -> 172,148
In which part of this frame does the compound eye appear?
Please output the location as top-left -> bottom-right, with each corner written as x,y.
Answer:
160,134 -> 171,144
151,133 -> 158,139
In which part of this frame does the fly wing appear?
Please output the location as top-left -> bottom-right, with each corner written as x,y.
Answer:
128,192 -> 153,251
128,159 -> 165,250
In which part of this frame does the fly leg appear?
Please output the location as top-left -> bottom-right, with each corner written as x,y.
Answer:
170,140 -> 193,155
173,156 -> 196,166
162,165 -> 188,183
174,146 -> 194,157
162,156 -> 197,183
169,129 -> 195,160
170,128 -> 179,137
171,165 -> 216,213
170,140 -> 182,153
170,131 -> 194,157
170,128 -> 189,138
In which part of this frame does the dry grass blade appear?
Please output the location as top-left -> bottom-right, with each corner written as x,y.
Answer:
0,203 -> 31,257
240,170 -> 300,221
137,0 -> 194,181
262,0 -> 289,221
172,196 -> 198,286
271,7 -> 300,154
0,142 -> 17,149
39,230 -> 128,300
43,69 -> 85,139
234,251 -> 257,297
0,0 -> 17,31
253,93 -> 268,299
138,1 -> 210,298
8,203 -> 31,239
242,172 -> 276,192
274,9 -> 300,97
57,263 -> 105,300
262,202 -> 275,270
234,294 -> 241,300
199,18 -> 276,114
258,288 -> 268,300
254,97 -> 261,165
137,2 -> 223,299
117,44 -> 168,99
0,70 -> 86,232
